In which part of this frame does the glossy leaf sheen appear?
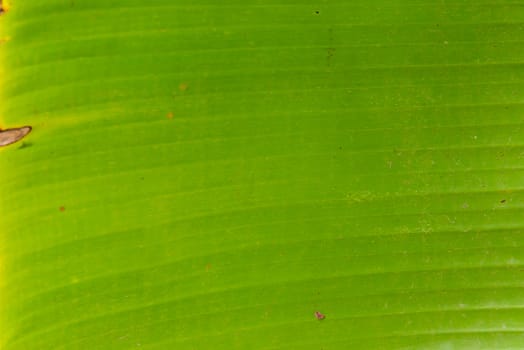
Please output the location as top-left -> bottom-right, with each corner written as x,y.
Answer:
1,1 -> 524,349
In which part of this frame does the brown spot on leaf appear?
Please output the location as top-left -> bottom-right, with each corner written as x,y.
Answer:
166,112 -> 174,119
179,83 -> 188,91
0,126 -> 32,147
59,206 -> 66,212
315,311 -> 325,320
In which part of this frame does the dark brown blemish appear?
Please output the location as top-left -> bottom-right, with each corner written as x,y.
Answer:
0,0 -> 8,15
59,206 -> 66,212
315,311 -> 325,320
500,199 -> 506,204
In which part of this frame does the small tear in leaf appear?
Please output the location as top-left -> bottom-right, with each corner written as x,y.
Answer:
0,126 -> 32,147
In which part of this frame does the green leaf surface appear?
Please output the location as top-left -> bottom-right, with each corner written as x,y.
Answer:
1,1 -> 524,349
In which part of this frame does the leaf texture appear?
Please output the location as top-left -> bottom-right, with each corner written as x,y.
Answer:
1,1 -> 524,349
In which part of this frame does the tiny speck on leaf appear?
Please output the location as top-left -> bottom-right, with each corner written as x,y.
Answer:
166,112 -> 174,119
179,83 -> 188,91
500,199 -> 506,203
315,311 -> 325,320
59,206 -> 66,212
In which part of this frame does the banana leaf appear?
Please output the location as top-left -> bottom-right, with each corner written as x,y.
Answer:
1,1 -> 524,349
